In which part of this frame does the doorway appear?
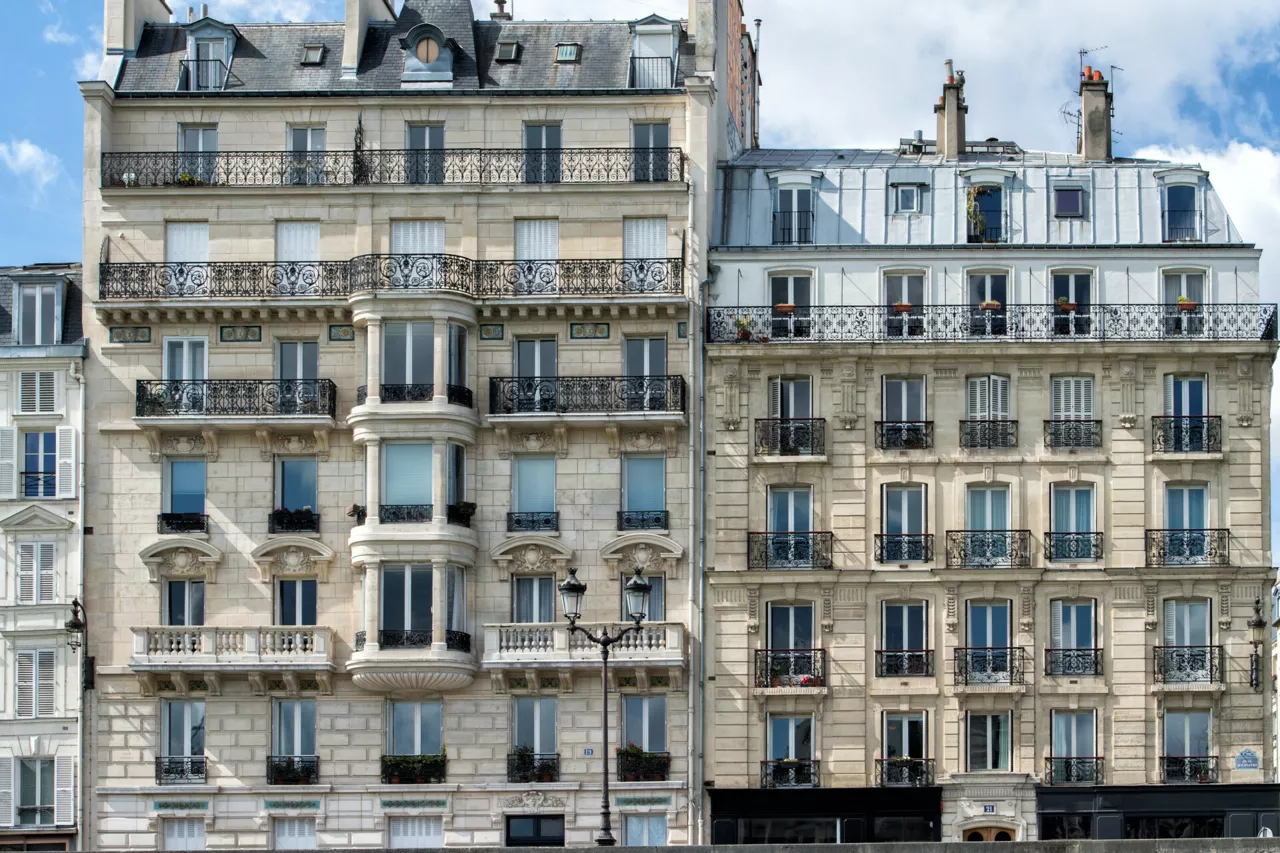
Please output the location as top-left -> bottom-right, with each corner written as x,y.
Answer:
964,827 -> 1014,842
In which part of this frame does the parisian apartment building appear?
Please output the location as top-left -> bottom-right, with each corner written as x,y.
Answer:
702,66 -> 1279,843
0,263 -> 89,851
77,0 -> 755,849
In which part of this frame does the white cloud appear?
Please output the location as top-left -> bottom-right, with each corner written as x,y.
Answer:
0,140 -> 62,195
204,0 -> 343,22
42,22 -> 77,45
75,50 -> 101,81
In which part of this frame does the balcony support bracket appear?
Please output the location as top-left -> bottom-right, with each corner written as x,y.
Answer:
203,672 -> 222,697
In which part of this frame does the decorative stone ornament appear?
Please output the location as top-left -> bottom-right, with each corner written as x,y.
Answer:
250,536 -> 336,583
490,535 -> 573,581
494,425 -> 568,459
599,533 -> 683,581
139,538 -> 224,583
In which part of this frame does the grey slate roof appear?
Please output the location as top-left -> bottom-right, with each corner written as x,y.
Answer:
115,0 -> 689,94
0,263 -> 84,349
726,147 -> 1182,169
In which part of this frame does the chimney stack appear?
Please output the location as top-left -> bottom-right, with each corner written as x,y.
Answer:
491,0 -> 512,21
1079,68 -> 1112,161
342,0 -> 396,79
933,59 -> 967,160
187,6 -> 194,22
199,2 -> 207,18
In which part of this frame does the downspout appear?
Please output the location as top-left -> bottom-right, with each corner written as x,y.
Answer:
69,355 -> 86,848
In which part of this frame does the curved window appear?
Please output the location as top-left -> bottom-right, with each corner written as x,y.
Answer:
401,24 -> 454,82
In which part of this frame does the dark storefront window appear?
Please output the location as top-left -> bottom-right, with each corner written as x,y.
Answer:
506,815 -> 564,847
1125,815 -> 1224,839
872,816 -> 935,842
740,818 -> 837,844
1041,814 -> 1093,840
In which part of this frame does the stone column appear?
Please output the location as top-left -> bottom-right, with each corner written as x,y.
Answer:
433,319 -> 448,401
366,318 -> 383,404
363,560 -> 381,651
432,441 -> 449,522
431,558 -> 449,650
366,438 -> 382,522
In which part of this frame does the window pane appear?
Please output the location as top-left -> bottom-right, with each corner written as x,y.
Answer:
420,701 -> 442,754
648,696 -> 666,752
279,459 -> 317,510
514,457 -> 555,512
514,697 -> 534,747
280,580 -> 298,626
392,702 -> 416,754
383,569 -> 406,631
385,323 -> 408,385
20,290 -> 36,345
411,323 -> 433,385
624,456 -> 665,510
170,460 -> 206,513
39,288 -> 55,344
299,701 -> 316,754
623,696 -> 644,747
538,697 -> 556,751
385,444 -> 433,505
410,566 -> 433,631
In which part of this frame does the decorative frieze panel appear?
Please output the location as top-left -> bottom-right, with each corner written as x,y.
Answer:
490,536 -> 574,582
605,425 -> 679,458
495,425 -> 568,459
256,427 -> 330,462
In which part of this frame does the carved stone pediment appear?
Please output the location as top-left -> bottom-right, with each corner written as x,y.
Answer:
490,535 -> 573,581
495,426 -> 568,459
255,427 -> 330,462
0,505 -> 75,533
250,536 -> 336,583
139,538 -> 224,583
599,533 -> 684,581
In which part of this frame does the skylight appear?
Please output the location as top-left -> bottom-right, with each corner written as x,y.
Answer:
555,44 -> 579,63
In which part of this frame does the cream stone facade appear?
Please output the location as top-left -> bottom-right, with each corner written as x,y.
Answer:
78,0 -> 753,849
702,69 -> 1280,844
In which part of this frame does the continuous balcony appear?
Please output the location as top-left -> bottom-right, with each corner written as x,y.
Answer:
753,418 -> 826,456
1044,532 -> 1103,562
1044,648 -> 1103,676
874,534 -> 933,563
707,303 -> 1279,343
1153,645 -> 1224,685
135,379 -> 338,423
753,648 -> 827,690
953,647 -> 1027,686
960,420 -> 1018,449
945,530 -> 1032,568
1044,419 -> 1103,448
381,754 -> 447,784
1151,416 -> 1223,453
1144,529 -> 1229,566
482,621 -> 686,690
876,758 -> 935,787
101,261 -> 349,300
760,759 -> 819,788
875,650 -> 934,677
1045,757 -> 1103,784
129,626 -> 335,684
347,627 -> 477,694
746,531 -> 834,570
488,376 -> 687,424
1162,756 -> 1218,783
101,147 -> 685,188
874,421 -> 933,450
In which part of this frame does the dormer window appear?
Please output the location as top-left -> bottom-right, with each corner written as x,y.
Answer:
401,23 -> 454,83
180,18 -> 238,92
1054,187 -> 1084,218
301,45 -> 324,65
555,44 -> 580,63
496,41 -> 519,62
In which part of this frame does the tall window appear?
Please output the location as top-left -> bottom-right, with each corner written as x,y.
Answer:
276,457 -> 317,512
1051,272 -> 1092,335
632,122 -> 670,182
178,124 -> 217,186
882,602 -> 927,660
406,124 -> 444,185
1049,376 -> 1095,444
274,700 -> 317,757
513,696 -> 556,754
447,444 -> 466,508
884,272 -> 925,338
967,271 -> 1008,336
278,579 -> 317,626
384,322 -> 434,396
513,456 -> 555,516
967,185 -> 1003,242
882,377 -> 925,422
769,487 -> 812,533
622,455 -> 665,514
623,696 -> 666,752
1052,710 -> 1095,759
769,273 -> 812,339
514,576 -> 555,623
190,39 -> 226,90
513,338 -> 557,410
966,600 -> 1011,683
288,127 -> 326,186
1049,484 -> 1095,561
523,124 -> 562,184
881,484 -> 926,561
15,759 -> 54,826
389,701 -> 443,755
1165,711 -> 1210,758
1163,598 -> 1211,667
164,337 -> 207,382
768,715 -> 813,761
623,218 -> 667,260
1163,374 -> 1208,451
16,284 -> 57,346
623,337 -> 668,410
768,377 -> 812,419
884,712 -> 927,760
382,565 -> 432,643
14,649 -> 55,719
447,324 -> 468,393
164,458 -> 206,516
624,815 -> 667,846
769,603 -> 813,651
275,221 -> 319,264
1165,484 -> 1209,563
1163,270 -> 1204,305
514,220 -> 560,294
21,432 -> 55,498
1050,600 -> 1095,657
163,700 -> 206,759
165,580 -> 204,627
16,542 -> 54,605
967,712 -> 1011,771
383,443 -> 433,513
966,374 -> 1010,420
1163,185 -> 1198,241
773,186 -> 813,244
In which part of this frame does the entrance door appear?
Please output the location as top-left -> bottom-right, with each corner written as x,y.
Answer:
964,828 -> 1015,842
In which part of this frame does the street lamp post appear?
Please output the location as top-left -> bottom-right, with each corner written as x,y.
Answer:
64,597 -> 94,690
558,566 -> 651,847
1248,597 -> 1267,692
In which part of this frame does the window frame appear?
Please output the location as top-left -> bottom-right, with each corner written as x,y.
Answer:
14,758 -> 54,828
893,184 -> 921,214
381,442 -> 434,507
162,336 -> 208,382
966,711 -> 1012,771
381,564 -> 433,633
1053,186 -> 1085,218
1050,483 -> 1094,535
273,699 -> 317,757
512,454 -> 555,513
1051,709 -> 1096,758
883,710 -> 928,760
164,578 -> 205,627
161,698 -> 206,758
300,44 -> 324,65
622,453 -> 666,512
163,456 -> 207,514
15,283 -> 60,346
512,695 -> 557,753
388,700 -> 443,756
621,574 -> 664,621
276,578 -> 317,627
274,455 -> 318,512
1163,709 -> 1211,757
767,713 -> 813,761
382,320 -> 435,387
621,694 -> 666,753
554,43 -> 580,63
512,575 -> 556,623
1050,598 -> 1096,650
881,601 -> 927,651
882,376 -> 926,421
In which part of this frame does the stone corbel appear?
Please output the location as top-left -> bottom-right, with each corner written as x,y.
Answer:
605,425 -> 620,458
203,672 -> 222,697
314,672 -> 332,695
255,428 -> 274,461
1145,585 -> 1158,631
144,428 -> 162,463
820,586 -> 834,634
667,665 -> 684,692
945,587 -> 958,634
553,425 -> 568,458
313,428 -> 330,462
1219,583 -> 1232,630
746,586 -> 760,633
665,425 -> 678,458
557,669 -> 573,694
281,672 -> 300,696
136,672 -> 157,697
722,361 -> 741,430
248,673 -> 267,696
495,426 -> 512,459
490,671 -> 508,694
1019,585 -> 1034,633
1238,413 -> 1255,428
169,675 -> 189,697
634,667 -> 649,696
200,429 -> 219,463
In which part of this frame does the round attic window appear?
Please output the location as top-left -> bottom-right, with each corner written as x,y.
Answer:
416,38 -> 440,64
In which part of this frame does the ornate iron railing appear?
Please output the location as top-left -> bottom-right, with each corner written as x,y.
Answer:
378,629 -> 432,648
488,376 -> 686,415
268,509 -> 320,534
753,649 -> 827,688
1046,757 -> 1103,784
1154,645 -> 1224,684
103,147 -> 684,188
968,221 -> 1005,243
874,421 -> 934,450
267,755 -> 319,785
447,384 -> 474,407
446,630 -> 471,653
475,258 -> 683,297
135,379 -> 338,418
875,650 -> 934,677
507,752 -> 560,783
507,511 -> 559,533
102,261 -> 350,299
20,472 -> 55,498
158,512 -> 209,534
617,751 -> 671,782
348,253 -> 478,295
446,503 -> 475,528
1045,648 -> 1103,676
953,647 -> 1027,685
1161,755 -> 1218,783
180,59 -> 227,92
381,754 -> 447,784
960,419 -> 1018,449
617,510 -> 669,531
706,304 -> 1279,343
754,418 -> 826,456
874,534 -> 933,563
945,530 -> 1032,568
1163,209 -> 1200,242
1044,419 -> 1103,448
760,759 -> 819,788
772,211 -> 814,245
380,384 -> 435,403
1145,529 -> 1229,566
155,756 -> 206,785
876,758 -> 935,787
1044,532 -> 1103,562
630,56 -> 675,88
1151,416 -> 1223,453
746,531 -> 834,570
379,504 -> 433,523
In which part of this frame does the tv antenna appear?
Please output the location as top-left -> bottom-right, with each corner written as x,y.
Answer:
1078,45 -> 1108,78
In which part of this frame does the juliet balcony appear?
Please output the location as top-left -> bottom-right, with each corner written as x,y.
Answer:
487,376 -> 687,428
129,626 -> 335,691
101,147 -> 686,188
482,622 -> 686,692
876,758 -> 935,787
753,648 -> 827,691
1144,529 -> 1230,566
1151,416 -> 1223,453
753,418 -> 826,457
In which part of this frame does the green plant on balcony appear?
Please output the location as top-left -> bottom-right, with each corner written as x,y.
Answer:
616,742 -> 671,781
734,315 -> 753,342
966,185 -> 988,235
533,757 -> 558,782
174,172 -> 207,187
510,744 -> 535,782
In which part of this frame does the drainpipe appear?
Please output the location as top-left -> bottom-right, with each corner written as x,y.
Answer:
69,355 -> 86,847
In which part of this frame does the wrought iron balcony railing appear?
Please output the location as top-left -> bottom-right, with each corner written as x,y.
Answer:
20,472 -> 55,498
156,756 -> 207,785
875,649 -> 934,677
507,752 -> 560,783
446,503 -> 476,528
380,383 -> 435,403
488,376 -> 686,415
746,531 -> 834,570
180,59 -> 227,91
707,304 -> 1278,343
1044,419 -> 1103,448
772,211 -> 815,245
267,755 -> 319,785
1154,645 -> 1224,684
446,384 -> 474,407
1163,209 -> 1200,242
135,379 -> 338,418
1044,532 -> 1103,562
953,647 -> 1027,685
158,512 -> 209,535
268,509 -> 320,534
760,759 -> 819,788
1161,755 -> 1218,783
960,419 -> 1018,449
876,758 -> 935,787
617,751 -> 671,782
102,147 -> 685,188
1144,529 -> 1229,566
874,534 -> 933,563
945,530 -> 1032,568
754,418 -> 826,456
381,754 -> 447,784
1045,648 -> 1103,676
967,221 -> 1005,243
379,504 -> 433,523
102,261 -> 350,299
617,509 -> 669,531
753,648 -> 827,688
874,421 -> 934,450
478,258 -> 684,297
1046,757 -> 1103,784
630,55 -> 676,88
445,630 -> 472,653
378,629 -> 432,649
507,511 -> 559,533
1151,416 -> 1223,453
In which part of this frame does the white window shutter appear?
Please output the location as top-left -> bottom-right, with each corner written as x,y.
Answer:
391,221 -> 445,255
0,426 -> 16,500
53,756 -> 73,825
55,426 -> 75,499
1050,600 -> 1063,648
15,652 -> 34,718
1164,374 -> 1175,415
18,372 -> 53,414
967,377 -> 987,419
165,222 -> 209,264
1051,377 -> 1065,419
17,544 -> 34,605
0,757 -> 12,828
624,218 -> 667,259
36,650 -> 55,717
516,220 -> 559,260
1080,377 -> 1094,418
1163,600 -> 1178,646
275,222 -> 320,263
768,378 -> 781,417
37,544 -> 54,604
38,372 -> 55,413
992,375 -> 1010,419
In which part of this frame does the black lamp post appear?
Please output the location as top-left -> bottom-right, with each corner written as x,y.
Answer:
1248,597 -> 1267,692
558,566 -> 651,847
64,597 -> 95,690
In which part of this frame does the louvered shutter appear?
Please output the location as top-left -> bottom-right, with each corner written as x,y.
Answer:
391,220 -> 445,255
17,544 -> 35,605
36,650 -> 55,717
53,756 -> 73,825
37,543 -> 54,604
1163,600 -> 1178,646
0,426 -> 16,500
768,378 -> 781,417
15,652 -> 34,718
991,375 -> 1010,419
165,222 -> 209,264
967,377 -> 988,419
515,220 -> 559,260
1051,600 -> 1063,648
1051,378 -> 1065,419
55,426 -> 75,499
624,218 -> 667,259
0,757 -> 11,828
275,222 -> 320,263
19,372 -> 55,414
1164,375 -> 1175,415
922,483 -> 928,533
879,483 -> 886,533
390,816 -> 443,849
167,817 -> 206,850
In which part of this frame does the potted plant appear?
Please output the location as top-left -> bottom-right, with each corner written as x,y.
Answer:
734,315 -> 752,342
1055,295 -> 1077,312
892,301 -> 913,314
511,744 -> 534,782
533,757 -> 558,782
758,335 -> 770,343
770,662 -> 786,688
980,299 -> 1002,311
617,742 -> 645,781
175,172 -> 206,187
774,303 -> 796,315
966,185 -> 988,239
1177,294 -> 1199,312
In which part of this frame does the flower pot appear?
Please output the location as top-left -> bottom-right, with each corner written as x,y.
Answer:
758,336 -> 770,343
892,303 -> 914,314
389,775 -> 401,784
771,676 -> 782,687
1056,302 -> 1077,312
1178,301 -> 1199,312
980,301 -> 1001,311
774,303 -> 796,314
737,330 -> 751,342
